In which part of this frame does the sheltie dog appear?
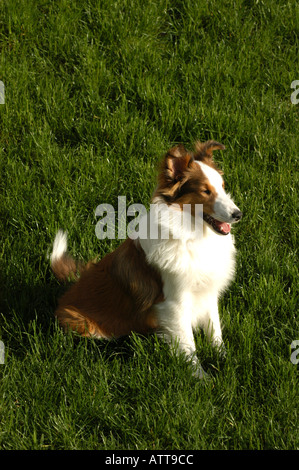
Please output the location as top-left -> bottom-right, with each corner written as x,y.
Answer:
50,140 -> 242,378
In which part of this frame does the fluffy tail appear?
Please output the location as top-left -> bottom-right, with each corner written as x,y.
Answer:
50,230 -> 85,282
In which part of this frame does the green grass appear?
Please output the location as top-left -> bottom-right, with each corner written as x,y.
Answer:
0,0 -> 298,450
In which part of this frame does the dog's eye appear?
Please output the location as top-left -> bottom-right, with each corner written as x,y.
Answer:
203,189 -> 211,195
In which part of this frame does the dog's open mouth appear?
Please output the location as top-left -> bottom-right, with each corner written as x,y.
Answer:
203,213 -> 231,235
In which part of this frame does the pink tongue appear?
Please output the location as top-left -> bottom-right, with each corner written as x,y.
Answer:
215,220 -> 231,234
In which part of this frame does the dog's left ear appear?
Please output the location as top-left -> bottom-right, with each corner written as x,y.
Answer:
194,140 -> 225,161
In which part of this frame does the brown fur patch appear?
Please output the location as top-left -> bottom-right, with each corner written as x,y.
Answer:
51,254 -> 86,282
154,145 -> 194,201
55,307 -> 103,337
54,239 -> 162,338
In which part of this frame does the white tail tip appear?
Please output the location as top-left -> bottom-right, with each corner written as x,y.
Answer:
50,230 -> 68,262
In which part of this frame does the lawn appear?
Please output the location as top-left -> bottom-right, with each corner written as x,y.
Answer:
0,0 -> 298,450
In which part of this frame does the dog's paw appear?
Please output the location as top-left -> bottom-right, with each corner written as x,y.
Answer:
191,363 -> 212,382
217,343 -> 227,359
212,340 -> 227,359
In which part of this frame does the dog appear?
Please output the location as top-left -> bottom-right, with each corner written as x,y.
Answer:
50,140 -> 242,379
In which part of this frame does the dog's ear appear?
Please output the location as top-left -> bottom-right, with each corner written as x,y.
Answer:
194,140 -> 225,161
164,145 -> 194,182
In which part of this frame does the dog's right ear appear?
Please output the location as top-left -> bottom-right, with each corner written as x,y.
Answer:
194,140 -> 225,161
164,145 -> 194,182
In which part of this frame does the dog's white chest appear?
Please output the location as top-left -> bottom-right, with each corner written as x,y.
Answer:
184,234 -> 236,293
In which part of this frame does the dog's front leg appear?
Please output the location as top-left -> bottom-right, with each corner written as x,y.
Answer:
155,297 -> 208,380
204,298 -> 226,357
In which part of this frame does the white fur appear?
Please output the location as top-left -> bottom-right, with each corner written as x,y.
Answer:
50,229 -> 68,262
139,164 -> 239,379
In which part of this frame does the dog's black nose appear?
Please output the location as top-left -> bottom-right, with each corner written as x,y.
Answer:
232,210 -> 242,222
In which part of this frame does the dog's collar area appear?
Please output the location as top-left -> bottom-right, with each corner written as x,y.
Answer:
203,213 -> 231,235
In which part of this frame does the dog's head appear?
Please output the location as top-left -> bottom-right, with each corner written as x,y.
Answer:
153,140 -> 242,235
